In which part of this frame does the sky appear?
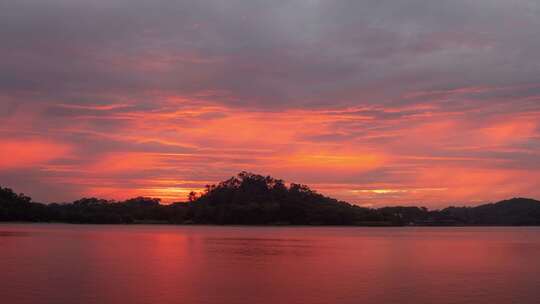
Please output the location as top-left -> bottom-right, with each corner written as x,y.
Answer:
1,0 -> 540,208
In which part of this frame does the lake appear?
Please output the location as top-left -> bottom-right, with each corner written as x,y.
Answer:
1,224 -> 539,304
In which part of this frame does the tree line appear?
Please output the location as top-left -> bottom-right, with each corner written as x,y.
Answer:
1,172 -> 540,225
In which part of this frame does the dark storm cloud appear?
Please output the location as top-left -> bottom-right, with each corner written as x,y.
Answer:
1,0 -> 539,109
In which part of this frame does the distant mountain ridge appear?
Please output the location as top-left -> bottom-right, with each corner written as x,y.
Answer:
440,198 -> 540,226
1,172 -> 539,226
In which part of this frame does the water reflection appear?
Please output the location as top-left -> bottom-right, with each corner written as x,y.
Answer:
205,237 -> 319,258
0,231 -> 31,237
1,224 -> 539,304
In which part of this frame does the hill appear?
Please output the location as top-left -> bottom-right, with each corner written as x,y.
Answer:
439,198 -> 540,226
1,172 -> 540,225
184,172 -> 386,225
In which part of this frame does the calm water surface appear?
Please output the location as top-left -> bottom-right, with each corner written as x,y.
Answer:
1,224 -> 539,304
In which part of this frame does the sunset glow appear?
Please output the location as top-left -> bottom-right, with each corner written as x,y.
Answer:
1,0 -> 540,207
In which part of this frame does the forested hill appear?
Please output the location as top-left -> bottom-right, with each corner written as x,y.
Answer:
1,172 -> 540,226
439,198 -> 540,226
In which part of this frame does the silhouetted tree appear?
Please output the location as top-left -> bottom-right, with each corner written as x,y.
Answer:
1,175 -> 540,226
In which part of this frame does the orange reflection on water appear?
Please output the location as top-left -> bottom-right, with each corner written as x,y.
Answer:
2,225 -> 540,304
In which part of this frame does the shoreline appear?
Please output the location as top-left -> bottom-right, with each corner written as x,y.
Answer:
2,221 -> 540,228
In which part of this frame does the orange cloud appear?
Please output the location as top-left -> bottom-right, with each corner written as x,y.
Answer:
2,93 -> 540,206
0,139 -> 71,170
90,153 -> 167,173
479,119 -> 538,145
283,151 -> 385,172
